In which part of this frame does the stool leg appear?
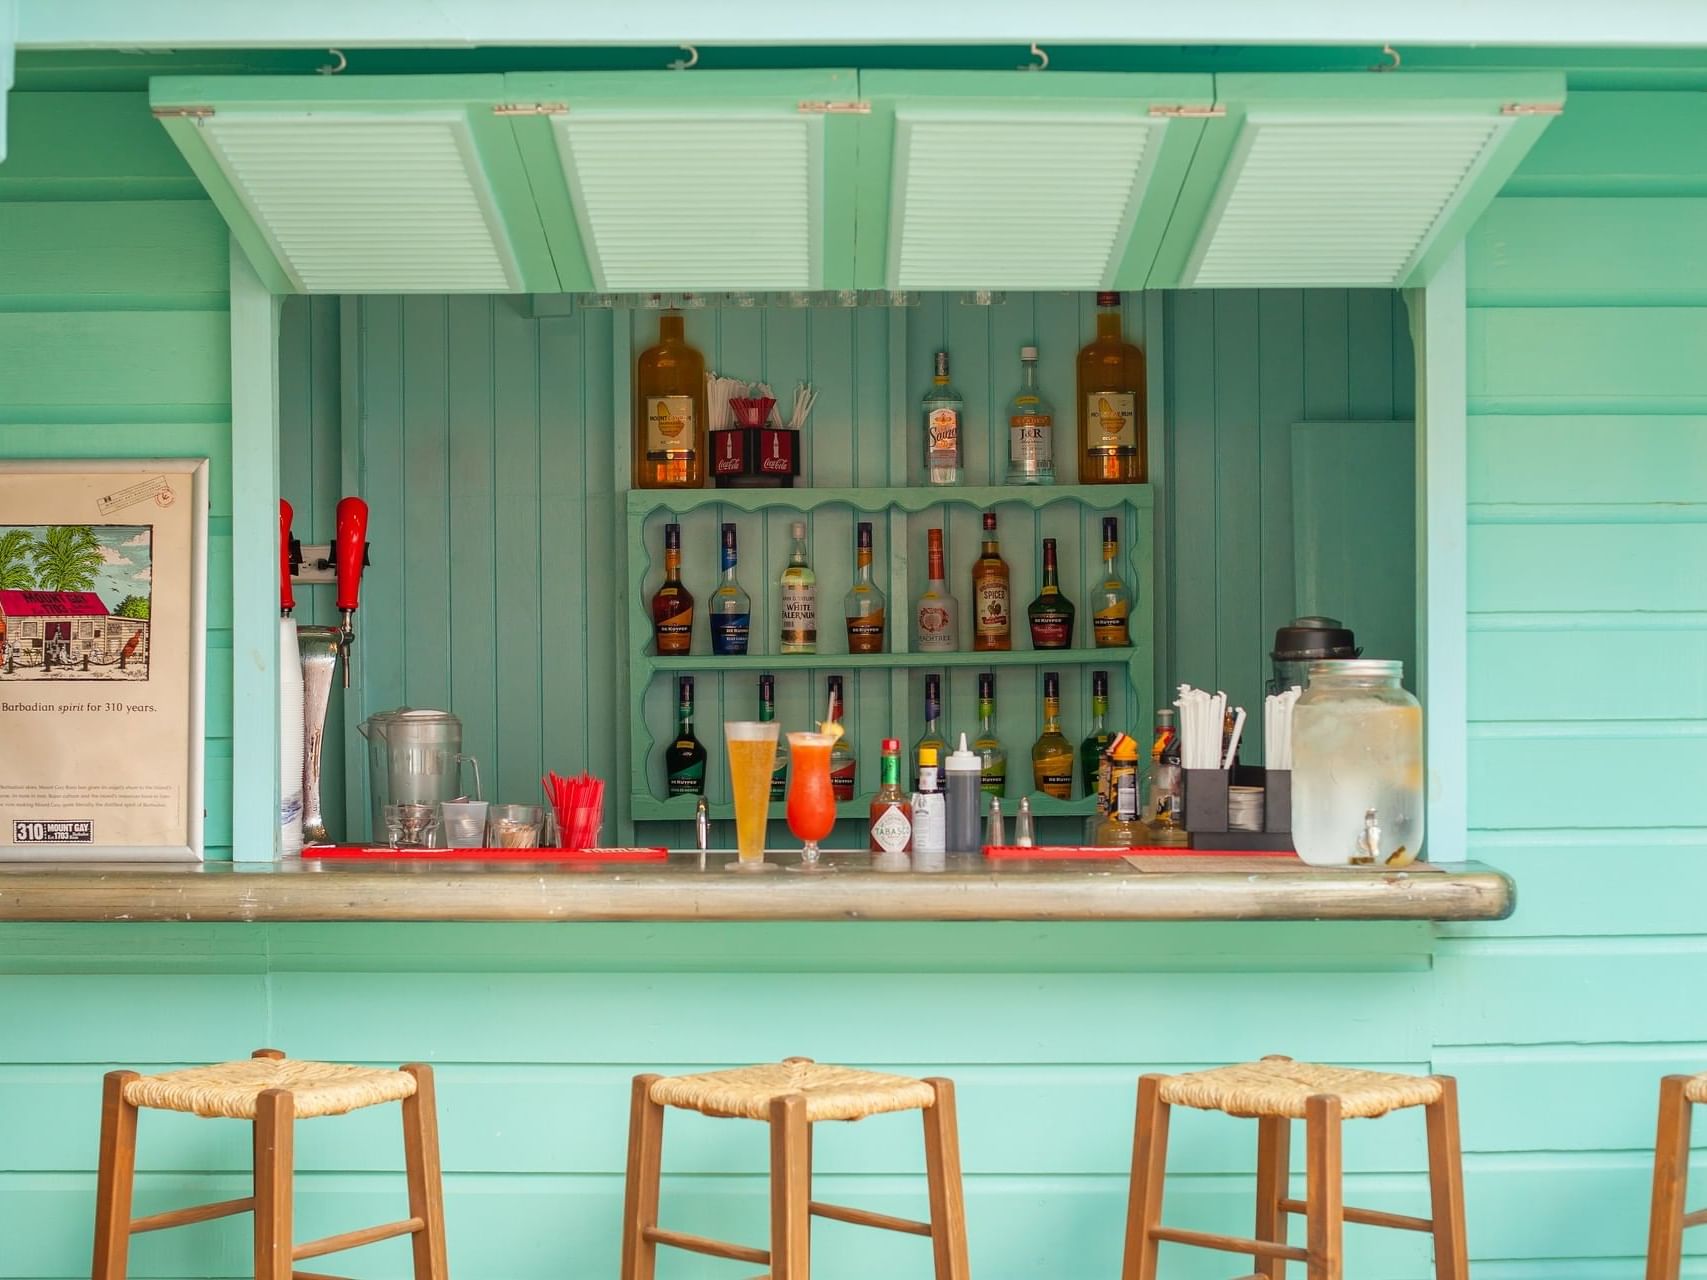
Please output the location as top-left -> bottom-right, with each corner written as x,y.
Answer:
253,1088 -> 294,1280
401,1064 -> 450,1280
1121,1075 -> 1172,1280
770,1093 -> 811,1280
1305,1095 -> 1343,1280
92,1069 -> 140,1280
1425,1076 -> 1469,1280
1255,1115 -> 1292,1280
922,1078 -> 971,1280
1647,1075 -> 1695,1280
619,1074 -> 665,1280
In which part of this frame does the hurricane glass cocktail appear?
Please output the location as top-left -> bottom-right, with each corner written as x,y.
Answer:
724,720 -> 781,872
785,731 -> 838,872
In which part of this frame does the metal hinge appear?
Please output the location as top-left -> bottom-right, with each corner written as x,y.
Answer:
1502,102 -> 1565,116
151,106 -> 214,120
1149,105 -> 1227,119
798,100 -> 872,115
492,102 -> 569,116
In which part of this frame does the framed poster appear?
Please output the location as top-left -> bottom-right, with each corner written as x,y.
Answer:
0,460 -> 208,861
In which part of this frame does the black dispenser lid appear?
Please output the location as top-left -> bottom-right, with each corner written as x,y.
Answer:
1271,616 -> 1360,661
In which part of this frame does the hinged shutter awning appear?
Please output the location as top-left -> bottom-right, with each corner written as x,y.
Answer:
856,71 -> 1214,291
1148,72 -> 1566,289
149,75 -> 558,293
507,70 -> 859,292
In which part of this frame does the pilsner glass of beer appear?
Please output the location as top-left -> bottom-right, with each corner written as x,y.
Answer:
724,720 -> 782,870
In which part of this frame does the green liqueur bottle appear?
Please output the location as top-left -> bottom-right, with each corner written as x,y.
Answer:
973,671 -> 1007,798
759,672 -> 786,801
665,675 -> 707,796
913,673 -> 948,793
1080,669 -> 1112,800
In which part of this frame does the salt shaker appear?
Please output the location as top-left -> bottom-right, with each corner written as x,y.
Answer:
1014,796 -> 1035,848
985,795 -> 1006,847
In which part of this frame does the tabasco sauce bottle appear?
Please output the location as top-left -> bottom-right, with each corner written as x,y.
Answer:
650,523 -> 693,655
869,738 -> 913,854
635,311 -> 708,488
1076,292 -> 1147,484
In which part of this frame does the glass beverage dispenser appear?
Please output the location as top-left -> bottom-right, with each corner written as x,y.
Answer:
357,709 -> 480,841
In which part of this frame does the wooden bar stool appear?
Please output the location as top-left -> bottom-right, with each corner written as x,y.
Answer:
619,1056 -> 970,1280
91,1047 -> 449,1280
1643,1071 -> 1707,1279
1121,1055 -> 1468,1280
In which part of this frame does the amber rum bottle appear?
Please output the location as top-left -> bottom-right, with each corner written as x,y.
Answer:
650,523 -> 693,655
1076,292 -> 1147,484
971,511 -> 1011,652
635,312 -> 708,488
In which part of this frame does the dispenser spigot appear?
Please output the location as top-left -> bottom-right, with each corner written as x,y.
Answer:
333,496 -> 370,689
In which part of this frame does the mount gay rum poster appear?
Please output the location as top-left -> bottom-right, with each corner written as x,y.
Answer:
0,461 -> 208,860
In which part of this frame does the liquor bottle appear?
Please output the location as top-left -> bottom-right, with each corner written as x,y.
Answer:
759,672 -> 786,801
869,738 -> 914,854
1077,291 -> 1147,484
1092,516 -> 1133,648
843,521 -> 887,654
912,673 -> 948,793
635,311 -> 709,489
826,674 -> 856,801
1149,706 -> 1182,830
922,350 -> 963,486
911,745 -> 946,855
914,528 -> 959,652
1027,537 -> 1076,650
971,511 -> 1011,652
650,523 -> 693,655
1031,671 -> 1074,800
709,522 -> 751,656
1094,734 -> 1144,846
664,675 -> 706,796
1006,344 -> 1055,485
973,671 -> 1007,797
1080,670 -> 1113,799
780,520 -> 817,655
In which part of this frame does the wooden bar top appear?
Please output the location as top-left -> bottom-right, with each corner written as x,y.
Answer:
0,853 -> 1513,923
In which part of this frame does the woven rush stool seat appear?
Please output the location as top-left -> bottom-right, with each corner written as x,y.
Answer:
1122,1055 -> 1468,1280
1158,1059 -> 1445,1120
92,1048 -> 448,1280
621,1057 -> 969,1280
1677,1072 -> 1707,1105
649,1059 -> 939,1122
123,1057 -> 417,1119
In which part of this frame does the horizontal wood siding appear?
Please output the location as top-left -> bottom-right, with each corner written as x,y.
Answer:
0,93 -> 234,857
1452,87 -> 1707,1275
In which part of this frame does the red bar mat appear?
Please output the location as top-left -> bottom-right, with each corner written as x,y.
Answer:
304,845 -> 669,863
983,844 -> 1300,860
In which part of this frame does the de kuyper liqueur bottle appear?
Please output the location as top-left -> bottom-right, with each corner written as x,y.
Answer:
709,522 -> 751,656
1080,669 -> 1113,799
665,675 -> 707,796
1031,671 -> 1075,800
635,311 -> 708,489
922,350 -> 964,486
971,511 -> 1012,652
913,672 -> 948,793
1006,344 -> 1055,485
843,521 -> 886,654
1093,516 -> 1133,648
914,528 -> 959,652
650,523 -> 693,655
973,671 -> 1007,798
780,520 -> 817,655
1077,291 -> 1147,484
1027,537 -> 1076,650
759,672 -> 786,801
826,674 -> 856,801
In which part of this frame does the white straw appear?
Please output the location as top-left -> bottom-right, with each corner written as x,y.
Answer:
1222,707 -> 1247,770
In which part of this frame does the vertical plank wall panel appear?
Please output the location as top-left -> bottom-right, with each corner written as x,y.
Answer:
1435,88 -> 1707,1275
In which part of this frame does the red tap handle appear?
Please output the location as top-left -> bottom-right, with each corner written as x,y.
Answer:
279,499 -> 296,615
334,496 -> 369,613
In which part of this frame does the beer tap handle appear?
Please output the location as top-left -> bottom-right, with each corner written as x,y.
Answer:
334,496 -> 369,688
279,499 -> 296,618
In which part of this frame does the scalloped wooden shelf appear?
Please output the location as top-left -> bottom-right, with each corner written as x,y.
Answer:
645,646 -> 1142,672
628,483 -> 1154,517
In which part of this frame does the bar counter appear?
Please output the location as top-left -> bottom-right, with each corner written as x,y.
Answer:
0,853 -> 1512,923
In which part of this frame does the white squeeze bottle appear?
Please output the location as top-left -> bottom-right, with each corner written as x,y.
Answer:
944,734 -> 983,854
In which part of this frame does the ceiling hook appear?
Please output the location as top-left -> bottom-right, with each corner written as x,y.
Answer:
1021,40 -> 1050,72
669,44 -> 700,71
316,48 -> 348,76
1372,42 -> 1401,73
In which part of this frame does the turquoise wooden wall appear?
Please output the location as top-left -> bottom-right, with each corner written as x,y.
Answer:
3,76 -> 1705,1280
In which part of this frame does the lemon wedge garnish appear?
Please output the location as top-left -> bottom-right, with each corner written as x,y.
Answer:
816,720 -> 845,742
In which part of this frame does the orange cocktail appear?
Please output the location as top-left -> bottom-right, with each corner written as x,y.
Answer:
785,731 -> 838,871
724,720 -> 781,869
